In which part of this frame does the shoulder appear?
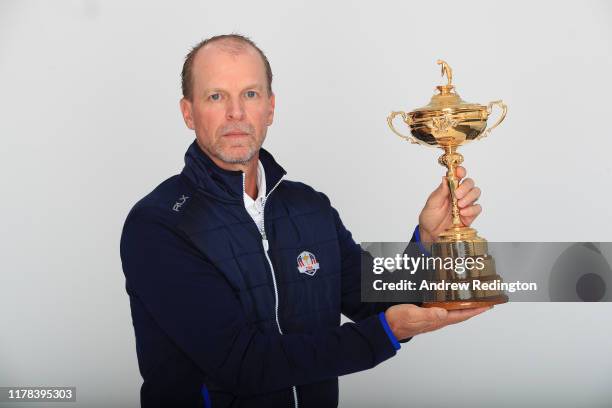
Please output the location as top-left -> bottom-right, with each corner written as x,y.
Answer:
122,174 -> 197,233
120,174 -> 202,269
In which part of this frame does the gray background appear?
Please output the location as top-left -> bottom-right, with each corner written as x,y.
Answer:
1,0 -> 611,407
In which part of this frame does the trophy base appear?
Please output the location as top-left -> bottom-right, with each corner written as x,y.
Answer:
423,227 -> 509,311
423,294 -> 508,311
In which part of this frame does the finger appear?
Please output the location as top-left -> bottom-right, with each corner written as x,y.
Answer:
455,166 -> 466,180
445,306 -> 491,325
410,307 -> 449,333
418,320 -> 448,334
459,204 -> 482,217
458,187 -> 481,208
461,214 -> 475,227
427,307 -> 448,321
455,178 -> 474,199
408,306 -> 448,323
418,306 -> 476,334
391,305 -> 447,335
425,177 -> 450,209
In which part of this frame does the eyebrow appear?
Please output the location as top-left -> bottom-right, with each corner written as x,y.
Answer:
241,83 -> 264,91
203,84 -> 264,95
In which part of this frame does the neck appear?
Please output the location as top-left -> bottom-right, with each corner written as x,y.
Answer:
242,159 -> 259,200
196,141 -> 259,199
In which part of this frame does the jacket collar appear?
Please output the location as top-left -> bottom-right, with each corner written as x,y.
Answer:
181,140 -> 286,204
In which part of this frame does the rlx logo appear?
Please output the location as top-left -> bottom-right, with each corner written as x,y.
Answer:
172,195 -> 189,212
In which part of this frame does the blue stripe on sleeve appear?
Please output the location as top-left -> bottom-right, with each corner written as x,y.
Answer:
378,312 -> 401,351
201,384 -> 211,408
414,225 -> 432,256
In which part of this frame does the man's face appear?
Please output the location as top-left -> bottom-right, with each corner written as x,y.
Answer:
180,43 -> 275,166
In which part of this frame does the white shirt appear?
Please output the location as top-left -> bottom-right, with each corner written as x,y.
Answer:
243,160 -> 266,234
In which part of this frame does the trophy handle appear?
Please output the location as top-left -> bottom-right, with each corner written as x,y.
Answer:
478,100 -> 507,140
387,111 -> 418,144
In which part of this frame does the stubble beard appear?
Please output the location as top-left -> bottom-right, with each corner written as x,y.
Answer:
214,140 -> 258,165
209,128 -> 266,165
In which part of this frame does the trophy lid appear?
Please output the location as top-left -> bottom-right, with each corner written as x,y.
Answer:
412,60 -> 482,113
387,59 -> 507,149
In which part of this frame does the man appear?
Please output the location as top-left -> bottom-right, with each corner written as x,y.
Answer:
120,34 -> 489,407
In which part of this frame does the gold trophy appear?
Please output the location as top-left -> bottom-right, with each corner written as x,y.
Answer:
387,60 -> 509,310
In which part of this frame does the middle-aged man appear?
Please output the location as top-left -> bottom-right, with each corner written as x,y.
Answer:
120,34 -> 490,408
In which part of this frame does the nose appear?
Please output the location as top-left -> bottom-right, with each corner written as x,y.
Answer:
226,96 -> 245,121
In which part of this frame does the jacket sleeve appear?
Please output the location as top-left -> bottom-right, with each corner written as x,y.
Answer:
328,200 -> 424,331
120,209 -> 398,397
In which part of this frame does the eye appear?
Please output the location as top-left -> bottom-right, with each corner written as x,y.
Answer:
209,93 -> 221,101
245,90 -> 257,98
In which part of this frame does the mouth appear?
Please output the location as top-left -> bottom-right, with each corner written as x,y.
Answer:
223,131 -> 250,137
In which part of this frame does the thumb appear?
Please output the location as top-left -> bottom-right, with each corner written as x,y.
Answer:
429,307 -> 448,320
426,177 -> 449,208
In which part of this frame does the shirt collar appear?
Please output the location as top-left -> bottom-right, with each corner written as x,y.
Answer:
243,160 -> 266,208
180,140 -> 286,204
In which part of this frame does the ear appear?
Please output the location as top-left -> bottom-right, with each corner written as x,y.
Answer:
180,97 -> 195,130
266,93 -> 276,126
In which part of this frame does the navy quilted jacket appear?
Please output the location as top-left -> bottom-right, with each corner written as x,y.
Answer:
120,141 -> 418,407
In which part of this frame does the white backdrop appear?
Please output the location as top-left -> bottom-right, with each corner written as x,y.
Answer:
1,1 -> 611,407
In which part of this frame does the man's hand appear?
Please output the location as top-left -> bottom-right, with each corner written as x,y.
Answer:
385,304 -> 491,341
418,166 -> 482,243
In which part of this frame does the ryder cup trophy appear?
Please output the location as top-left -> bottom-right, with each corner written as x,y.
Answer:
387,60 -> 509,310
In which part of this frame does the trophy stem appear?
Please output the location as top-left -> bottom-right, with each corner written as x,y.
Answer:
438,145 -> 464,228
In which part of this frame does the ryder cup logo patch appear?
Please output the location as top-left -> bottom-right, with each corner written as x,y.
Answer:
297,251 -> 320,276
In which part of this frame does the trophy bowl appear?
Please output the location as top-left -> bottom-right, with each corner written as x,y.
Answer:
388,61 -> 507,149
387,60 -> 509,310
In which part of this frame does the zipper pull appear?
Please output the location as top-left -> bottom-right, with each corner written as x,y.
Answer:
262,237 -> 269,251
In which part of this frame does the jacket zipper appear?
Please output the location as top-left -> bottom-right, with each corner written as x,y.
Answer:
243,172 -> 298,408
